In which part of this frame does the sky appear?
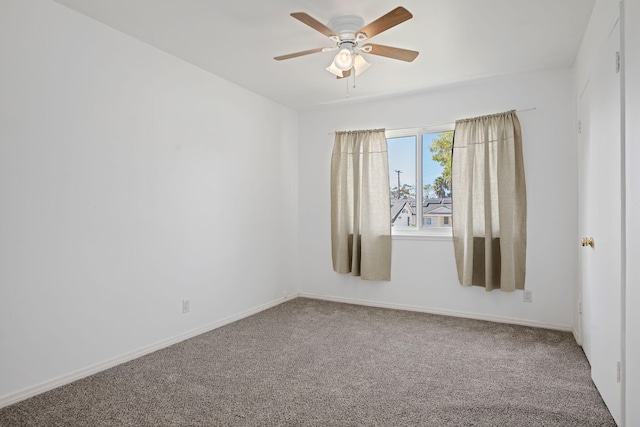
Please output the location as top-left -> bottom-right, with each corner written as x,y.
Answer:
387,133 -> 445,195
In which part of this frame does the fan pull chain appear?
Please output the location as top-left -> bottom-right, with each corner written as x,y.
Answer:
346,75 -> 349,98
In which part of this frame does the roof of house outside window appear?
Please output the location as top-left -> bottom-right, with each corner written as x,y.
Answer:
390,199 -> 414,223
390,198 -> 452,222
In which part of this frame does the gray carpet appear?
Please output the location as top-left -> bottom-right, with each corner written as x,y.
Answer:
0,298 -> 615,426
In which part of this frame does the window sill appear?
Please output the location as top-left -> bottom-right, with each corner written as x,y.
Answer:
392,229 -> 453,241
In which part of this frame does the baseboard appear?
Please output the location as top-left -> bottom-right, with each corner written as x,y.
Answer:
572,327 -> 582,346
299,292 -> 573,332
0,293 -> 298,409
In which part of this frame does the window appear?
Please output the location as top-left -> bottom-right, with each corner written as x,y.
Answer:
387,126 -> 453,235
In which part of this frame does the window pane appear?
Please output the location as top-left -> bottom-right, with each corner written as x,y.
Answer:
422,131 -> 452,198
388,136 -> 416,230
422,131 -> 453,227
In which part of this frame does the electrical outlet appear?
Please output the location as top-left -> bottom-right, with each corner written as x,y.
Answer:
523,290 -> 533,303
182,299 -> 190,313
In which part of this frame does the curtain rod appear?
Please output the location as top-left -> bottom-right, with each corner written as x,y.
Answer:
328,107 -> 536,135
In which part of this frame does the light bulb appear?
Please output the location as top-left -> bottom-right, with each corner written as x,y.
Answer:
333,48 -> 353,71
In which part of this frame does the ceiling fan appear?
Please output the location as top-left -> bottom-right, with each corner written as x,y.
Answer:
274,7 -> 419,79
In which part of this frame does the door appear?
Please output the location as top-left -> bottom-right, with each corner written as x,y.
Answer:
579,20 -> 622,424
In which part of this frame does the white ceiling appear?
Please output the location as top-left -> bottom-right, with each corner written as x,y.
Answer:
53,0 -> 595,110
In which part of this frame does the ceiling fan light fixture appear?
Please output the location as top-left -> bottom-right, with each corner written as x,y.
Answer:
333,48 -> 354,70
277,8 -> 418,82
353,54 -> 371,76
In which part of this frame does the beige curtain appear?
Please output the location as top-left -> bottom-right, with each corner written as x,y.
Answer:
452,110 -> 527,291
331,129 -> 392,281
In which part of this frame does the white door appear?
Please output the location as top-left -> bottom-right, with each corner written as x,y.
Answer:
580,20 -> 622,424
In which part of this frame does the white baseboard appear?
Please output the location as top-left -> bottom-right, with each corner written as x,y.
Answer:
299,292 -> 573,332
0,294 -> 298,409
572,327 -> 583,346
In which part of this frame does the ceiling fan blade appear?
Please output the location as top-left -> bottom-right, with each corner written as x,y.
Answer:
336,69 -> 352,79
362,44 -> 419,62
274,48 -> 324,61
290,12 -> 337,38
357,7 -> 413,39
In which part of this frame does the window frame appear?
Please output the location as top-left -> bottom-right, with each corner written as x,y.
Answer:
386,125 -> 454,238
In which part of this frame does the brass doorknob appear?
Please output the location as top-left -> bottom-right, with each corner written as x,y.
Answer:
581,237 -> 594,248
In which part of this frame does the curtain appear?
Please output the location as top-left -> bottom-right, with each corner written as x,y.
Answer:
452,110 -> 527,291
331,129 -> 392,281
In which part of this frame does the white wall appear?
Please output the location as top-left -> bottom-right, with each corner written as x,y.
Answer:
0,0 -> 298,404
297,69 -> 577,329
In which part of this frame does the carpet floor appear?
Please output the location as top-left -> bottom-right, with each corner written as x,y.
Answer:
0,298 -> 616,426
